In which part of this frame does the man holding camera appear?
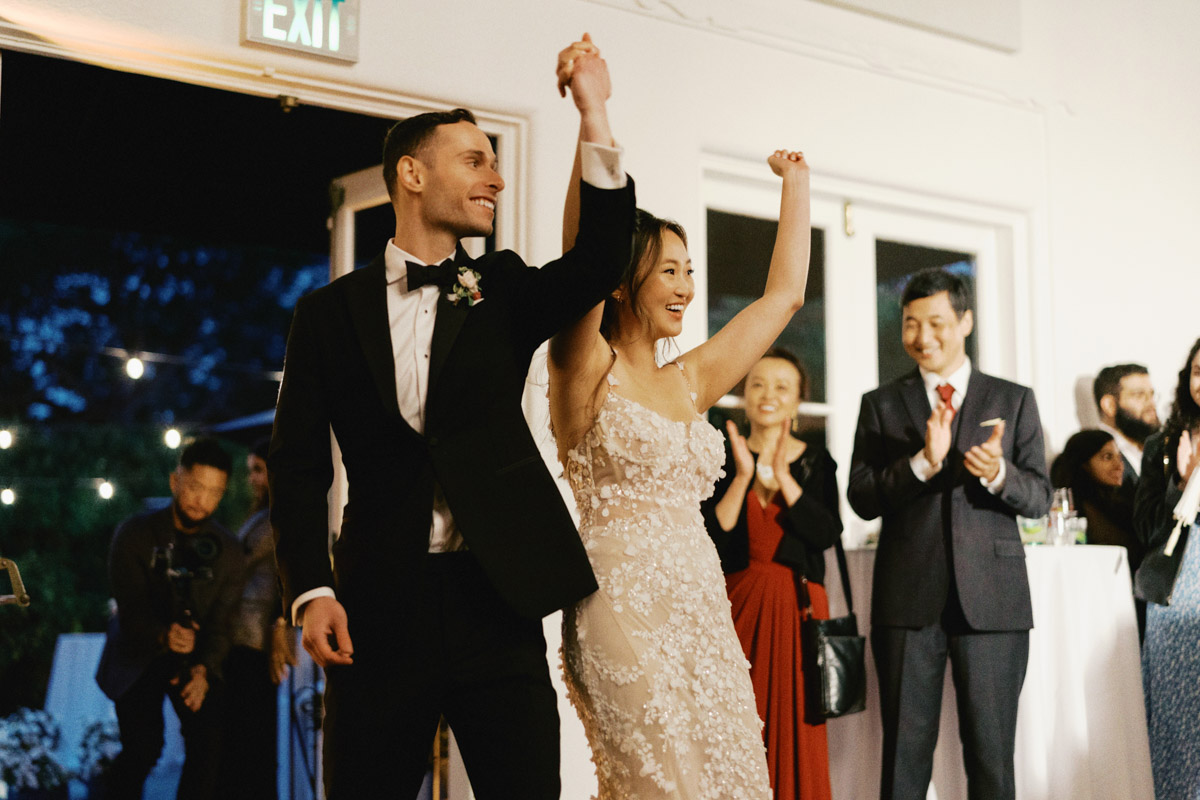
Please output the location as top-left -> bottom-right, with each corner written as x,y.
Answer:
96,438 -> 242,800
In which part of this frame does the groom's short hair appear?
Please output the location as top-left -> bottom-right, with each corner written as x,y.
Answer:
383,108 -> 478,202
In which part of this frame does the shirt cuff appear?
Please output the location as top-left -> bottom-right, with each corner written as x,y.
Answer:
983,459 -> 1007,494
292,586 -> 336,626
911,452 -> 942,482
580,141 -> 626,189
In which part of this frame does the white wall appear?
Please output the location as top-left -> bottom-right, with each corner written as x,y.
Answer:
3,0 -> 1198,794
5,0 -> 1197,437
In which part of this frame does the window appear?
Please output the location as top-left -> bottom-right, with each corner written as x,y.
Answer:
701,156 -> 1029,541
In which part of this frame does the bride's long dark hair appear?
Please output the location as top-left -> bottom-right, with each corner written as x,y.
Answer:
1162,336 -> 1200,477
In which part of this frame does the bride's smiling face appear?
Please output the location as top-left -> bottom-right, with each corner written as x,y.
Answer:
628,230 -> 694,340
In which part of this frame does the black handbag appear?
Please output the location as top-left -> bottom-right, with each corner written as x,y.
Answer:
1133,436 -> 1196,607
799,537 -> 867,724
1135,522 -> 1191,606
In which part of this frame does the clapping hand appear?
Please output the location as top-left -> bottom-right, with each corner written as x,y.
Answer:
923,403 -> 954,468
771,423 -> 804,506
726,420 -> 755,480
965,420 -> 1006,483
1178,430 -> 1197,484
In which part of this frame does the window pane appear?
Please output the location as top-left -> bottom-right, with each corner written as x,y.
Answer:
875,240 -> 976,386
706,210 -> 827,402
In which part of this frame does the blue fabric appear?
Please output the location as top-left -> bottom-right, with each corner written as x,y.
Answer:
1143,522 -> 1200,799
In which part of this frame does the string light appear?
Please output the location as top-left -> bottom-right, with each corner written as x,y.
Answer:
164,429 -> 182,449
0,478 -> 130,504
0,429 -> 12,449
125,357 -> 145,380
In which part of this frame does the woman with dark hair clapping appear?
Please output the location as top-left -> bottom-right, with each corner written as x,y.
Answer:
1134,337 -> 1200,799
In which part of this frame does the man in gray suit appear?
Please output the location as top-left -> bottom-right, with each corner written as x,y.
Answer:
848,269 -> 1052,800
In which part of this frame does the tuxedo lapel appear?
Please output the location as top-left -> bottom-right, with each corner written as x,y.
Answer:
345,256 -> 404,421
428,245 -> 475,398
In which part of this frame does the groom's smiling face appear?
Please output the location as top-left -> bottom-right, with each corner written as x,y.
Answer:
417,121 -> 505,240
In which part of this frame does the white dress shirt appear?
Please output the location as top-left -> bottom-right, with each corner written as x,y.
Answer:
292,141 -> 626,623
909,358 -> 1006,492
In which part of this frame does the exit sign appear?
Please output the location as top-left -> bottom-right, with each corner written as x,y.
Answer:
244,0 -> 360,63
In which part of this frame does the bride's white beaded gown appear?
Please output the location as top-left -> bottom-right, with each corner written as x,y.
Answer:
561,361 -> 772,799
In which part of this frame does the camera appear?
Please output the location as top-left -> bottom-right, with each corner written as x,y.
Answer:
150,535 -> 223,677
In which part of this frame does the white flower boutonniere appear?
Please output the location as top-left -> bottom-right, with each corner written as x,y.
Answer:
448,267 -> 484,306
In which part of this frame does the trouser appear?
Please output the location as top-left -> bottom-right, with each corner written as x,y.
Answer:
872,623 -> 1029,800
219,645 -> 278,800
107,656 -> 223,800
321,552 -> 560,800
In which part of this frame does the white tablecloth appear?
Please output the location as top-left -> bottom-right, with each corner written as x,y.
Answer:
824,545 -> 1154,800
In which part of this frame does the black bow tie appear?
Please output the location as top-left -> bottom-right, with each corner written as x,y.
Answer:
405,259 -> 457,290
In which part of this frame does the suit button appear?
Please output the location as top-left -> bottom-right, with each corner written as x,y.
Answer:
428,437 -> 439,447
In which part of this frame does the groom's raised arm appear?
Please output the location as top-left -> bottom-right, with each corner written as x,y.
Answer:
513,36 -> 635,351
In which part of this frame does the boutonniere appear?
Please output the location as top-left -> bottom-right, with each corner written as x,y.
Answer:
447,267 -> 484,306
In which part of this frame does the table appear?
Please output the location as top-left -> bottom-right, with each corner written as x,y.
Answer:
824,545 -> 1154,800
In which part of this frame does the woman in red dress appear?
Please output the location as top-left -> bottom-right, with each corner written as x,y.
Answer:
703,348 -> 843,800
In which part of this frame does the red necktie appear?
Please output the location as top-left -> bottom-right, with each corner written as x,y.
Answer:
936,383 -> 956,419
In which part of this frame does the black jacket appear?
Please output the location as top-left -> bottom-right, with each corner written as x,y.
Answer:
269,178 -> 636,623
847,369 -> 1052,630
96,507 -> 241,700
1133,430 -> 1193,605
703,442 -> 843,585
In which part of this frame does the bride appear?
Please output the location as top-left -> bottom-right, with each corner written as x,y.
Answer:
548,38 -> 812,799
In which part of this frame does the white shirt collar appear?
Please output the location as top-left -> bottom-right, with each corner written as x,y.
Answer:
384,239 -> 456,289
919,357 -> 973,400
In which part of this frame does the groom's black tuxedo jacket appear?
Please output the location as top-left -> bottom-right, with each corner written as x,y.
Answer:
848,369 -> 1052,631
269,179 -> 635,623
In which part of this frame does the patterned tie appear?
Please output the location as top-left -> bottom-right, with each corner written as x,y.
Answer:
936,383 -> 956,419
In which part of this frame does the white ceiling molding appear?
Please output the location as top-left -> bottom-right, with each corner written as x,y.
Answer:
582,0 -> 1034,110
808,0 -> 1020,53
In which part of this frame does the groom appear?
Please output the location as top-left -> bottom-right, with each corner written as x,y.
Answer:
268,45 -> 635,798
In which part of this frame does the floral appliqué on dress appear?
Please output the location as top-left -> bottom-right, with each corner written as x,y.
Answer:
561,361 -> 771,799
